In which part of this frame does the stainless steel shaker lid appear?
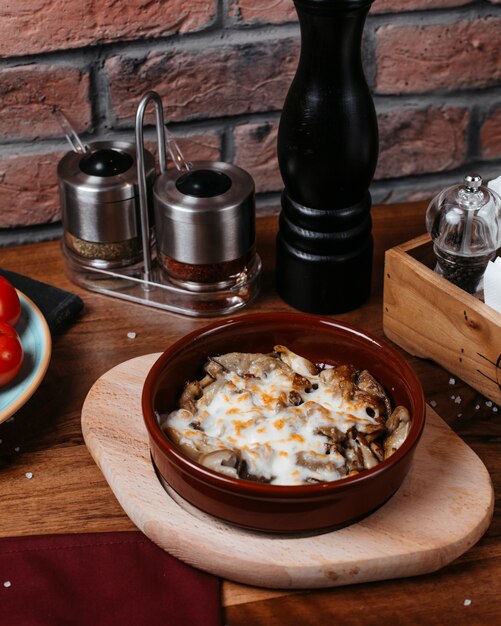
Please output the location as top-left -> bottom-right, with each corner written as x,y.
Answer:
153,161 -> 256,265
58,140 -> 155,243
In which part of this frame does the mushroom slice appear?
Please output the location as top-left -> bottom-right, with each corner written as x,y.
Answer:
315,424 -> 347,454
350,387 -> 386,416
384,407 -> 411,459
199,373 -> 215,389
288,390 -> 303,406
320,365 -> 359,402
274,345 -> 317,377
204,358 -> 226,379
296,451 -> 344,481
356,433 -> 380,470
179,380 -> 203,413
386,405 -> 411,434
370,440 -> 384,462
199,376 -> 228,404
384,421 -> 411,459
344,429 -> 365,472
358,421 -> 386,443
163,426 -> 200,461
320,364 -> 358,387
344,429 -> 380,471
164,425 -> 228,460
212,352 -> 284,378
292,373 -> 312,390
315,424 -> 345,443
236,459 -> 272,483
199,449 -> 239,478
356,370 -> 392,417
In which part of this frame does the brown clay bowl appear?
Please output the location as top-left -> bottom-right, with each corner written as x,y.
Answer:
142,312 -> 426,534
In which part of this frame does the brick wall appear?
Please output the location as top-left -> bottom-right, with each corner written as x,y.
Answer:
0,0 -> 500,245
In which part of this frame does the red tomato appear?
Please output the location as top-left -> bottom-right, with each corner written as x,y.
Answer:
0,322 -> 23,387
0,277 -> 21,326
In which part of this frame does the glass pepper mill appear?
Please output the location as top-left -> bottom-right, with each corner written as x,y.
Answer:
276,0 -> 378,314
426,174 -> 501,295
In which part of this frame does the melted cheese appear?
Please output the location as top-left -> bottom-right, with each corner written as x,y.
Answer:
166,357 -> 383,486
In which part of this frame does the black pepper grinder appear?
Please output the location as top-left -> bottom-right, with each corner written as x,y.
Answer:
276,0 -> 378,314
425,174 -> 501,294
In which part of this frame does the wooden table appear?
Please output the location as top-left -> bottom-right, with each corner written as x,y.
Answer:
1,202 -> 500,625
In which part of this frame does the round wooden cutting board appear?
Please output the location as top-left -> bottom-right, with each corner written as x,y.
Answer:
81,354 -> 494,589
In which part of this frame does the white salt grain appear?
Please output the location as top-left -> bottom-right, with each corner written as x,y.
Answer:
449,377 -> 456,385
493,406 -> 499,413
486,400 -> 493,407
127,332 -> 137,340
457,413 -> 462,418
3,581 -> 11,588
454,396 -> 462,404
475,404 -> 480,410
464,599 -> 472,606
451,395 -> 456,400
14,447 -> 20,452
430,400 -> 437,408
25,472 -> 33,480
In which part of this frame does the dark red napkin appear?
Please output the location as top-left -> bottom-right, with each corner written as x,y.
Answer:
0,531 -> 222,626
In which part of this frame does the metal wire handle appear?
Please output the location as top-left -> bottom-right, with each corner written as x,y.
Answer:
135,91 -> 168,282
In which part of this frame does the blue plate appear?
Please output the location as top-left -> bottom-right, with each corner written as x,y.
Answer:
0,292 -> 52,423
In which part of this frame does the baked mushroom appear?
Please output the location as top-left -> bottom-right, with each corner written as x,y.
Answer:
198,450 -> 239,478
384,406 -> 411,459
162,347 -> 412,485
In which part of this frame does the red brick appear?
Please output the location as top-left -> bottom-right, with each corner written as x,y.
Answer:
481,107 -> 501,158
230,0 -> 473,22
375,107 -> 468,179
175,134 -> 222,164
145,132 -> 222,165
230,0 -> 296,24
375,18 -> 501,93
105,39 -> 299,123
371,0 -> 472,13
0,65 -> 91,141
0,152 -> 64,228
233,122 -> 281,193
0,0 -> 216,58
403,187 -> 448,203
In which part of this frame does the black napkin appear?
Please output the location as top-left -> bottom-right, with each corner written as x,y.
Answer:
0,268 -> 83,334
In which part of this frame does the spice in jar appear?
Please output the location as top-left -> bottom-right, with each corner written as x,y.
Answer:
65,232 -> 142,263
433,247 -> 494,294
159,248 -> 254,291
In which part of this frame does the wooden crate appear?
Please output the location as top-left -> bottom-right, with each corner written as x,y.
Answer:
383,233 -> 501,405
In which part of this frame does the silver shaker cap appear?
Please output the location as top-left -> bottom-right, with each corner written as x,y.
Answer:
58,140 -> 155,243
153,161 -> 255,265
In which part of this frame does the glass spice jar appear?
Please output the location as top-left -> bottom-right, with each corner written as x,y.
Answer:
153,161 -> 260,294
59,141 -> 156,274
426,174 -> 501,295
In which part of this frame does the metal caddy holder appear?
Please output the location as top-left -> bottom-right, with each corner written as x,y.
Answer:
66,92 -> 261,318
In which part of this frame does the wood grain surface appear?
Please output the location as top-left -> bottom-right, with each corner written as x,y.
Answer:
384,234 -> 501,405
81,353 -> 493,589
1,203 -> 501,625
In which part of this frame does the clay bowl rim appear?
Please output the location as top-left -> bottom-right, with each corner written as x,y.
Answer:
142,312 -> 426,498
